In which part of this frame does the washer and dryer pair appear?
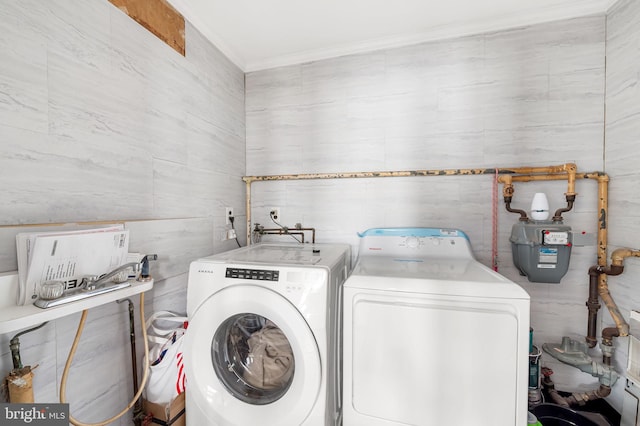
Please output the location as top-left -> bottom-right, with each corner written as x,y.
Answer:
184,228 -> 530,426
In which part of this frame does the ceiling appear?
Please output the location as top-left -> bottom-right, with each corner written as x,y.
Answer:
166,0 -> 617,72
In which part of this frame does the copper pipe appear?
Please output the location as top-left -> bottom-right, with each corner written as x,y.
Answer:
245,180 -> 252,245
578,174 -> 612,346
600,276 -> 630,337
500,174 -> 514,196
594,174 -> 610,268
509,174 -> 569,182
496,163 -> 578,221
585,247 -> 639,344
500,174 -> 529,220
244,163 -> 577,244
560,162 -> 578,198
507,171 -> 604,183
584,270 -> 624,345
611,248 -> 640,266
244,167 -> 527,184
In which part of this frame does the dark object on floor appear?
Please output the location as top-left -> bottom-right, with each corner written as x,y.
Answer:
538,387 -> 621,425
532,403 -> 612,426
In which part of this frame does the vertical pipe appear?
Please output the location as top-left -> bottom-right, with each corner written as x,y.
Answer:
597,175 -> 611,339
586,267 -> 601,348
245,179 -> 252,245
117,298 -> 142,426
565,163 -> 577,196
596,174 -> 609,268
585,174 -> 610,346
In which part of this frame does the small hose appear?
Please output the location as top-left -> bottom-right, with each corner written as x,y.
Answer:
60,292 -> 150,426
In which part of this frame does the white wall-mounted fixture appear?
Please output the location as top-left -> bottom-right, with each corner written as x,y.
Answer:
531,193 -> 550,221
0,272 -> 153,334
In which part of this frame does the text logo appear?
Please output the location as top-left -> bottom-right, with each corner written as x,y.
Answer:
1,404 -> 68,425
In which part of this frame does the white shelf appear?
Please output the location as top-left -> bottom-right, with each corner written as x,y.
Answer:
0,271 -> 153,335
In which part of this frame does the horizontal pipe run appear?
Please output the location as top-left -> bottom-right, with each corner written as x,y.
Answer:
244,168 -> 500,184
253,227 -> 316,244
506,172 -> 608,183
244,163 -> 579,243
243,163 -> 577,184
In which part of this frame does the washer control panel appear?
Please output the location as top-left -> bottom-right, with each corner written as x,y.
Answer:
225,268 -> 280,281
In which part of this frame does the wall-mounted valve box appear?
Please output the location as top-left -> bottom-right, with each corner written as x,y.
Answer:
510,222 -> 572,283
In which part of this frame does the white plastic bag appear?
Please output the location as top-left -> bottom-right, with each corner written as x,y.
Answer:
144,311 -> 187,405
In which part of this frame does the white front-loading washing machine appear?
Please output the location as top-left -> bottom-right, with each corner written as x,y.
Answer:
342,228 -> 530,426
184,242 -> 351,426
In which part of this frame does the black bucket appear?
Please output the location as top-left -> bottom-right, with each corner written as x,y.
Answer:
531,403 -> 611,426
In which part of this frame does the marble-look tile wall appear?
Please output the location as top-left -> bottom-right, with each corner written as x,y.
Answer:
246,15 -> 620,407
603,0 -> 640,415
0,0 -> 244,423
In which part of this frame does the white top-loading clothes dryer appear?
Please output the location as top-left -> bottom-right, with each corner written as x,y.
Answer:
342,228 -> 530,426
184,242 -> 351,426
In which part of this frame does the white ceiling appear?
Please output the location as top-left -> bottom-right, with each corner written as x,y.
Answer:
166,0 -> 617,72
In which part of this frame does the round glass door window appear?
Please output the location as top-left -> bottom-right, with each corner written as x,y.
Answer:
211,313 -> 295,405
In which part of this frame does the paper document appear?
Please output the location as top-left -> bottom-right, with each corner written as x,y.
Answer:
16,226 -> 129,305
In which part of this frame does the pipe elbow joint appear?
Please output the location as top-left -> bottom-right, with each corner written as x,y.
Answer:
602,327 -> 621,344
503,186 -> 514,197
598,385 -> 612,398
611,248 -> 640,267
608,264 -> 624,276
588,265 -> 602,276
585,336 -> 598,348
620,323 -> 630,337
564,163 -> 578,173
590,263 -> 624,276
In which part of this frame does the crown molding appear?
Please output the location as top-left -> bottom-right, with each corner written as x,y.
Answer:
167,0 -> 618,73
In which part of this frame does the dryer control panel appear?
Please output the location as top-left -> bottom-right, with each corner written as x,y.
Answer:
225,268 -> 280,281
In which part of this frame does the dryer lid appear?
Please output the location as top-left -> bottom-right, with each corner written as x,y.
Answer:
196,242 -> 351,268
347,257 -> 530,299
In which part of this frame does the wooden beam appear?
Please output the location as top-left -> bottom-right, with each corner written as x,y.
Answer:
109,0 -> 185,56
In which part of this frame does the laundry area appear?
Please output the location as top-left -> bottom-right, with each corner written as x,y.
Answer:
1,0 -> 640,425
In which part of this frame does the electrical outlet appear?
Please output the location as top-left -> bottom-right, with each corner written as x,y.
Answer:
270,207 -> 281,222
225,207 -> 234,225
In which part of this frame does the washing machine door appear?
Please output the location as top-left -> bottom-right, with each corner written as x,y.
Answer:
184,284 -> 322,425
